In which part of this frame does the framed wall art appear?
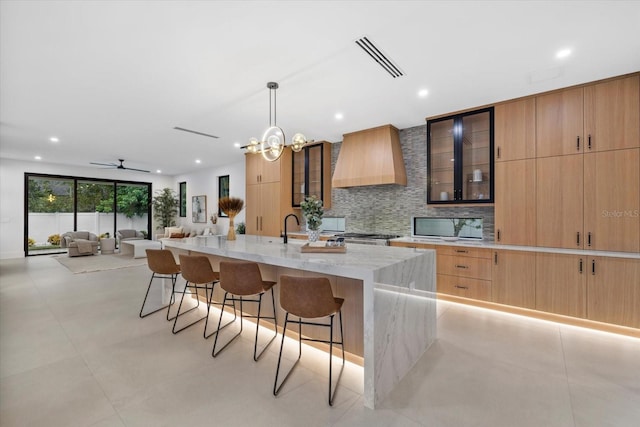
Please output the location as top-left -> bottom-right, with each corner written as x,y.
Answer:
192,195 -> 207,223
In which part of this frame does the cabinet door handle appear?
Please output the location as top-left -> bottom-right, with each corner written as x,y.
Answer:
587,232 -> 592,247
260,216 -> 263,231
497,146 -> 501,159
455,264 -> 469,269
454,285 -> 469,290
497,229 -> 501,242
579,258 -> 583,274
494,252 -> 498,265
588,134 -> 592,150
454,249 -> 469,253
576,232 -> 580,246
591,259 -> 596,275
256,217 -> 259,231
576,136 -> 580,151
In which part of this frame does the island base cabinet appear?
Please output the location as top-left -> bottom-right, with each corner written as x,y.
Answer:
437,274 -> 491,301
535,253 -> 586,318
587,257 -> 640,329
492,250 -> 536,309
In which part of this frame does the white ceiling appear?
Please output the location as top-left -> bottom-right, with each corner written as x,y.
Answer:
1,1 -> 639,176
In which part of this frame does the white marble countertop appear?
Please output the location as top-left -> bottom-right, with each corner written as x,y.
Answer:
162,235 -> 436,289
390,236 -> 640,259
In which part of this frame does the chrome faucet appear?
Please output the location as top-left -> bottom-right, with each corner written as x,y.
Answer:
283,213 -> 299,244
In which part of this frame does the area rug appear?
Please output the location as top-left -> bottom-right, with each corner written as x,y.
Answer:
54,253 -> 148,274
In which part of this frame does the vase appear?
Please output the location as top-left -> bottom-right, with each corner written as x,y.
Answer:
227,215 -> 236,241
307,229 -> 320,242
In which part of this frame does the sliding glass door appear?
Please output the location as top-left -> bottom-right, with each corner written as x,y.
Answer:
25,173 -> 152,256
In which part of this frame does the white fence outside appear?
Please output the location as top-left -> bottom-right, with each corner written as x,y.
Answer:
28,212 -> 148,244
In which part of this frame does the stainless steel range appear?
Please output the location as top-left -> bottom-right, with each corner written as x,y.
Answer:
337,233 -> 400,246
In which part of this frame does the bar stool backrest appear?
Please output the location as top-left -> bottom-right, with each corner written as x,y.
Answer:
179,254 -> 216,284
219,261 -> 264,296
279,275 -> 338,319
146,249 -> 180,275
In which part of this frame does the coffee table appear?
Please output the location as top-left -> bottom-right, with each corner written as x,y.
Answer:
120,240 -> 161,258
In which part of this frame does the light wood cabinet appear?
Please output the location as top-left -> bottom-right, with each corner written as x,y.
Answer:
586,257 -> 640,329
583,148 -> 640,253
535,253 -> 586,318
536,154 -> 584,249
494,159 -> 536,245
436,246 -> 492,302
494,98 -> 536,161
245,151 -> 294,237
245,151 -> 282,185
536,75 -> 639,157
583,75 -> 640,152
492,250 -> 536,309
536,86 -> 584,157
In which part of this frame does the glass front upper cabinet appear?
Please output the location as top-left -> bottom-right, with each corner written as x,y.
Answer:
292,143 -> 324,207
427,107 -> 494,204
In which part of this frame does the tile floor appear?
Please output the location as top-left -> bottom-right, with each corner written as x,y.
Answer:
1,255 -> 639,427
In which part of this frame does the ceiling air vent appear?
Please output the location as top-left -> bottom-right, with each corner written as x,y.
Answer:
355,36 -> 404,78
173,127 -> 219,139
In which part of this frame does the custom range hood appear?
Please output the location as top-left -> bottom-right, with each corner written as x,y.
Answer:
332,124 -> 407,188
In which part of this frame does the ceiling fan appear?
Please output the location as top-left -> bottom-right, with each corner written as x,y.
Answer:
89,159 -> 150,173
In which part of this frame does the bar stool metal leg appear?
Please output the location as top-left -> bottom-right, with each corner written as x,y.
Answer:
140,272 -> 178,318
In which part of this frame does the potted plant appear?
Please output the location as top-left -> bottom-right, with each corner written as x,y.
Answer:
300,195 -> 324,242
152,188 -> 178,230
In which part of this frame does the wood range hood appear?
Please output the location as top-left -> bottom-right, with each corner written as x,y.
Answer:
332,124 -> 407,188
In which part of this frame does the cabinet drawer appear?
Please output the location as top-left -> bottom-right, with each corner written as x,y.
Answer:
438,246 -> 491,259
437,254 -> 492,280
437,274 -> 492,301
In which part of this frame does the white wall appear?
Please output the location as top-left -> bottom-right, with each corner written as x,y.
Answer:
173,160 -> 246,237
0,157 -> 246,259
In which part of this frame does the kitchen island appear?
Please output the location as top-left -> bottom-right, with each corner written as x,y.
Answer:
162,235 -> 436,409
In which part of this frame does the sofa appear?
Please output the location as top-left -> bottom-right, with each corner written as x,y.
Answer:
116,229 -> 144,245
61,231 -> 100,257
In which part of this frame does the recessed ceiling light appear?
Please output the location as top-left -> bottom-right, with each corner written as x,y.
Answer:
156,169 -> 162,174
335,113 -> 344,120
556,48 -> 572,59
34,155 -> 42,160
418,89 -> 429,98
195,159 -> 201,164
234,142 -> 241,148
49,137 -> 59,143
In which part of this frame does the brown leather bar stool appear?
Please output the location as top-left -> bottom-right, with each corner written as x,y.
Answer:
174,254 -> 235,336
212,261 -> 277,361
273,275 -> 345,406
141,249 -> 181,318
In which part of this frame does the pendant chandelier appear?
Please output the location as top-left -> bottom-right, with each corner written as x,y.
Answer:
245,82 -> 308,162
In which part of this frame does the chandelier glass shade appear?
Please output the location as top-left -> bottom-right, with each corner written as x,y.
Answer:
245,82 -> 308,162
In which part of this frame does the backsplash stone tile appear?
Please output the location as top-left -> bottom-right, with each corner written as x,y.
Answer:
323,124 -> 495,240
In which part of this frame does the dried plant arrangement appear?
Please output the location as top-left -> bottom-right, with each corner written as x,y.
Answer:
218,197 -> 244,240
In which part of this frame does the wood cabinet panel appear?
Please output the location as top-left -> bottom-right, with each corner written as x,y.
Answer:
583,149 -> 640,253
584,75 -> 640,152
437,254 -> 492,281
495,159 -> 536,246
536,154 -> 584,249
492,250 -> 536,309
437,274 -> 491,301
535,253 -> 586,318
587,257 -> 640,329
495,98 -> 536,161
536,87 -> 584,157
438,246 -> 491,259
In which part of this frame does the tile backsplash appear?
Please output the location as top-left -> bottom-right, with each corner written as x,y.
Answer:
323,124 -> 495,240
